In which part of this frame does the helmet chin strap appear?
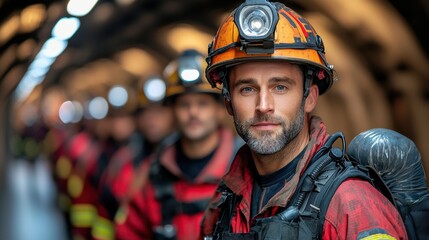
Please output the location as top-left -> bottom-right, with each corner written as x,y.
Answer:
217,70 -> 230,101
303,67 -> 316,99
219,70 -> 234,114
222,87 -> 231,102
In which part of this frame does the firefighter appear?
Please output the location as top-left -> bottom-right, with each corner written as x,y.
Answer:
132,76 -> 176,161
114,76 -> 176,204
66,126 -> 102,240
200,1 -> 407,239
115,49 -> 240,240
112,76 -> 176,204
87,85 -> 138,240
92,77 -> 176,240
67,97 -> 113,240
42,93 -> 103,240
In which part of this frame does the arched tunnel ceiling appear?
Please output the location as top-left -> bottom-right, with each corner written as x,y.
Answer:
0,0 -> 247,97
0,0 -> 428,99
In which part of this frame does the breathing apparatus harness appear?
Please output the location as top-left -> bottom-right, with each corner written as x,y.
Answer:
207,132 -> 390,240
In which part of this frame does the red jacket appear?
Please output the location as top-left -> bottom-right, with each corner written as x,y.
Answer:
200,116 -> 407,239
115,128 -> 235,240
66,131 -> 101,239
92,144 -> 136,240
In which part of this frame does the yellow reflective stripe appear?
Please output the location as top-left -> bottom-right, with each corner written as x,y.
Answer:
359,233 -> 397,240
56,156 -> 72,179
92,216 -> 114,240
70,204 -> 97,228
68,174 -> 84,198
114,205 -> 127,225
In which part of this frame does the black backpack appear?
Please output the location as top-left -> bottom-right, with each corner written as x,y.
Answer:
347,128 -> 429,240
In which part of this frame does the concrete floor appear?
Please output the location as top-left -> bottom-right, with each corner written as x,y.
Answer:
0,157 -> 68,240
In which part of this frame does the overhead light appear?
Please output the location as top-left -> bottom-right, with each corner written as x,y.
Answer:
20,4 -> 46,33
27,66 -> 49,78
115,48 -> 160,76
30,53 -> 56,69
39,37 -> 68,58
0,14 -> 19,45
14,73 -> 45,101
165,24 -> 213,54
52,17 -> 80,40
67,0 -> 99,17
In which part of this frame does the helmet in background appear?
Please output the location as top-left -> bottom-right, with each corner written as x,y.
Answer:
136,76 -> 167,110
164,49 -> 220,103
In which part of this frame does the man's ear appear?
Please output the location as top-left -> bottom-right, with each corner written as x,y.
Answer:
304,84 -> 319,113
224,98 -> 233,115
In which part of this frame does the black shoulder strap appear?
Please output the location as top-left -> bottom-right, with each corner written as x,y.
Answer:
212,182 -> 239,240
149,132 -> 180,239
283,132 -> 375,239
309,161 -> 373,238
149,132 -> 180,177
285,132 -> 348,212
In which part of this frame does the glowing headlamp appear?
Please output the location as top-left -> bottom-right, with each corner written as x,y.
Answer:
234,0 -> 278,54
144,77 -> 166,102
178,54 -> 202,87
108,85 -> 128,107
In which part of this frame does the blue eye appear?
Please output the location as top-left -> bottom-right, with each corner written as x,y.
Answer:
274,85 -> 287,92
241,87 -> 254,94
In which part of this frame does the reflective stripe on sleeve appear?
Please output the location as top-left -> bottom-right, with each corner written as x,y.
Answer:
358,228 -> 397,240
70,204 -> 97,228
91,216 -> 114,240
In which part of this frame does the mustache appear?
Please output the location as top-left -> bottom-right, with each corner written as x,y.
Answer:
247,114 -> 283,125
186,116 -> 202,124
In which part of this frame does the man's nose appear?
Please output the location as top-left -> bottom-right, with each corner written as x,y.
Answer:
188,102 -> 200,115
256,89 -> 274,114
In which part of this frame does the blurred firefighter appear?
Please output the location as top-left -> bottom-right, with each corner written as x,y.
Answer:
37,88 -> 97,240
91,77 -> 176,240
200,0 -> 406,239
66,95 -> 114,240
80,85 -> 135,240
115,49 -> 242,240
114,76 -> 176,204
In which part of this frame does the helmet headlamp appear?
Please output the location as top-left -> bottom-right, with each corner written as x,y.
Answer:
180,69 -> 200,82
164,49 -> 220,101
144,77 -> 166,102
235,0 -> 278,54
108,85 -> 128,108
178,55 -> 203,86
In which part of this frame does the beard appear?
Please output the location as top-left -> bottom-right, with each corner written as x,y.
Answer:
234,102 -> 305,155
181,116 -> 218,142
